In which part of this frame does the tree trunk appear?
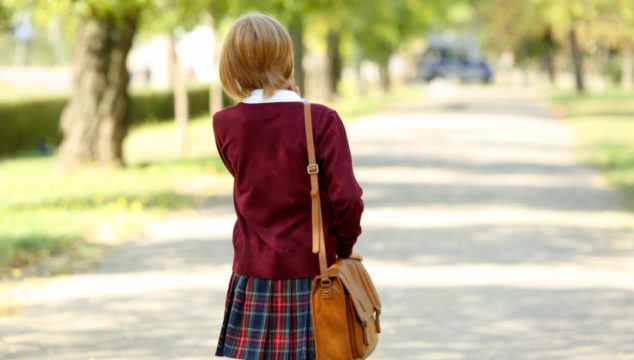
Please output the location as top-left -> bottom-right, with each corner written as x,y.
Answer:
288,15 -> 305,94
210,78 -> 223,115
13,40 -> 27,66
595,46 -> 608,93
379,61 -> 390,92
622,41 -> 633,91
353,41 -> 365,97
326,29 -> 342,100
167,31 -> 189,156
210,25 -> 223,115
47,17 -> 66,64
58,13 -> 137,170
568,27 -> 585,93
543,27 -> 556,85
543,53 -> 556,85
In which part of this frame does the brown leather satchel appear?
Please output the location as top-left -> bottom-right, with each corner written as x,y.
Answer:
303,103 -> 382,360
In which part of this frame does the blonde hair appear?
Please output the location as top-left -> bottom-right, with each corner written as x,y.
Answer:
219,14 -> 294,101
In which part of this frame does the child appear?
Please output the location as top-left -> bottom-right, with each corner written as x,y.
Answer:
213,13 -> 364,359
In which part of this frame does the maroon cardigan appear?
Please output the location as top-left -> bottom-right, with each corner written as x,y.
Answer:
212,101 -> 364,279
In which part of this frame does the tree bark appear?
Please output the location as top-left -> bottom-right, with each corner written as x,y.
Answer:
288,15 -> 305,94
595,45 -> 608,93
326,29 -> 342,100
353,41 -> 365,97
568,27 -> 585,93
58,12 -> 137,170
622,41 -> 633,91
379,61 -> 390,92
543,27 -> 556,85
167,31 -> 189,156
209,23 -> 223,115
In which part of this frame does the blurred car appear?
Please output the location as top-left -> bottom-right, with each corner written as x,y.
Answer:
417,34 -> 493,83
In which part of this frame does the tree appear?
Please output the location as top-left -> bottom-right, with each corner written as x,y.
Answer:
564,0 -> 634,91
295,0 -> 350,99
526,0 -> 619,93
58,4 -> 140,169
5,0 -> 214,169
476,0 -> 609,93
475,0 -> 559,84
207,0 -> 230,115
140,0 -> 215,157
267,1 -> 320,95
0,5 -> 12,31
607,0 -> 634,90
349,0 -> 443,92
326,29 -> 342,98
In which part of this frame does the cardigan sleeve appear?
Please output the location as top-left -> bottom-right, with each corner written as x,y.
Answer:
212,115 -> 235,177
316,108 -> 364,258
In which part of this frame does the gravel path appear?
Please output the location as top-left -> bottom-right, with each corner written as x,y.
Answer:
2,84 -> 634,359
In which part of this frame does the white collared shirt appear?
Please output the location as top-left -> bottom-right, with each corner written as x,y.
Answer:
241,89 -> 309,104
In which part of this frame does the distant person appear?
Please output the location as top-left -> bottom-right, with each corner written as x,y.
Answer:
144,65 -> 152,86
211,13 -> 364,359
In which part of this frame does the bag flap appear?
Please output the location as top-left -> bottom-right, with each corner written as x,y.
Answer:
326,258 -> 381,321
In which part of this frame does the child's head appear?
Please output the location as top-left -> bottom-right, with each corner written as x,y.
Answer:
219,14 -> 294,101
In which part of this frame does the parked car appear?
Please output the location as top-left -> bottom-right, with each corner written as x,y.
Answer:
417,34 -> 493,83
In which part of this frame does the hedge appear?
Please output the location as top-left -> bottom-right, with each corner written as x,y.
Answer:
0,97 -> 66,156
0,87 -> 233,156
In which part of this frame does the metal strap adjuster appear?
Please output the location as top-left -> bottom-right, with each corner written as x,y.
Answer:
307,164 -> 319,174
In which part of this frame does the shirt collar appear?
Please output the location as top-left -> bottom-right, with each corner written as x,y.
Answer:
241,89 -> 308,104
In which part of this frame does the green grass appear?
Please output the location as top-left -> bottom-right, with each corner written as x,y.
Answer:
0,83 -> 424,278
0,84 -> 69,103
0,115 -> 224,277
549,90 -> 634,209
329,83 -> 424,121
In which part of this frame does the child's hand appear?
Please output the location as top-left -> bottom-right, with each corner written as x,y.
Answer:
287,82 -> 301,97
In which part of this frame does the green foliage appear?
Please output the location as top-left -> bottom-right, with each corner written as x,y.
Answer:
138,0 -> 215,34
227,0 -> 445,66
128,86 -> 211,126
348,0 -> 442,65
5,0 -> 216,33
0,86 -> 232,155
0,97 -> 66,156
475,0 -> 550,59
0,5 -> 13,31
475,0 -> 634,63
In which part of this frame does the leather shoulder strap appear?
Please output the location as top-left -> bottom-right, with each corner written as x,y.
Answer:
304,103 -> 329,282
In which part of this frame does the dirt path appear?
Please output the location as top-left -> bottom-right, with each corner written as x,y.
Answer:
2,84 -> 634,359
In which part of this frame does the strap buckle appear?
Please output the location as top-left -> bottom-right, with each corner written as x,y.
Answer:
307,164 -> 319,174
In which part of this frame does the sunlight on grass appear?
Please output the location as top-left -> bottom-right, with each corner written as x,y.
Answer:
125,115 -> 216,164
0,84 -> 69,103
330,83 -> 424,122
550,90 -> 634,209
0,128 -> 225,275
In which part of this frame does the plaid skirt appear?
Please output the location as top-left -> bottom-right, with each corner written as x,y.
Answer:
215,273 -> 315,360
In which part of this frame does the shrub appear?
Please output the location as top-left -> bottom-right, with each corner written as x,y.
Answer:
0,97 -> 66,155
0,86 -> 234,156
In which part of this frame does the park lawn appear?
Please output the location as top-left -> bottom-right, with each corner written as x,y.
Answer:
549,90 -> 634,209
0,115 -> 226,278
333,83 -> 424,120
0,84 -> 425,279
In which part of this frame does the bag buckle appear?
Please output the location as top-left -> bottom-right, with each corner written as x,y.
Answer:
307,164 -> 319,174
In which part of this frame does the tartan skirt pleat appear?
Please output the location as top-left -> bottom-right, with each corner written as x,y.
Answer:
215,273 -> 315,360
